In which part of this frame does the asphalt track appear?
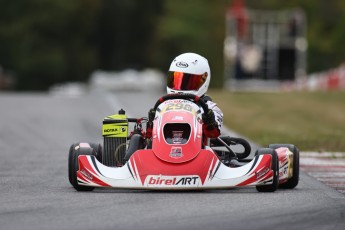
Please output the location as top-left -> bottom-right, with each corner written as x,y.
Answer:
0,90 -> 344,230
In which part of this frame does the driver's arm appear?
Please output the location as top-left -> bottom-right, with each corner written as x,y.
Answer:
206,100 -> 223,129
202,101 -> 223,138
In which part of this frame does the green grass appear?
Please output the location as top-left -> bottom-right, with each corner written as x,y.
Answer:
209,90 -> 345,151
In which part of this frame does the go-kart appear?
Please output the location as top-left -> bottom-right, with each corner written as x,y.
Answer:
68,94 -> 299,192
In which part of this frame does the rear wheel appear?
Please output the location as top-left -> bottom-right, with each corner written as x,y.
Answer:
68,143 -> 95,191
269,144 -> 299,189
255,148 -> 279,192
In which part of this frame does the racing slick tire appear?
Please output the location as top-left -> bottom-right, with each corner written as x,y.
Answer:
68,143 -> 78,186
68,143 -> 95,191
255,148 -> 279,192
269,144 -> 299,189
124,134 -> 144,161
89,143 -> 102,163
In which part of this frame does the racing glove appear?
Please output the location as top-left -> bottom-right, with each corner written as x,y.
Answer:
202,109 -> 218,129
202,109 -> 220,138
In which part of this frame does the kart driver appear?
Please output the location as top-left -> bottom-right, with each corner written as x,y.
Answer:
149,52 -> 223,138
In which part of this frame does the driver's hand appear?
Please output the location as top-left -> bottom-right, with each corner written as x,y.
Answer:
202,109 -> 218,129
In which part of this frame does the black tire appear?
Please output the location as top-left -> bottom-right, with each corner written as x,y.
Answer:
89,143 -> 103,162
68,143 -> 78,186
269,144 -> 300,189
255,148 -> 279,192
68,143 -> 95,191
124,134 -> 144,161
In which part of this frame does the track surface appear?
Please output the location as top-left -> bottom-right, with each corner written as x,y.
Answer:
0,90 -> 344,230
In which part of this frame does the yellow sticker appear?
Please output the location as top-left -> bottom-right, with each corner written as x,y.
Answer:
102,123 -> 128,137
160,101 -> 198,116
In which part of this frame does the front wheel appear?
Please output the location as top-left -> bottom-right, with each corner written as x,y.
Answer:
89,143 -> 102,162
68,143 -> 95,191
255,148 -> 279,192
269,144 -> 299,189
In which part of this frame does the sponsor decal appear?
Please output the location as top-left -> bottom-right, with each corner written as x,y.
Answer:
145,175 -> 200,187
102,123 -> 128,137
172,116 -> 184,121
170,147 -> 183,158
256,166 -> 270,180
176,62 -> 189,68
103,127 -> 126,133
80,169 -> 93,180
279,165 -> 289,179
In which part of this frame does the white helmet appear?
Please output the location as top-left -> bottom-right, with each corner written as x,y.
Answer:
167,53 -> 211,97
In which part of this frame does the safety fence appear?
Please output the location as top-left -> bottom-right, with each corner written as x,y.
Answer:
280,65 -> 345,91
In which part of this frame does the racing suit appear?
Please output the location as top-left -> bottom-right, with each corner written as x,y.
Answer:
201,94 -> 223,138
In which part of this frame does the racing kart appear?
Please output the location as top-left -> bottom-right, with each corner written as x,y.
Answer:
68,94 -> 299,192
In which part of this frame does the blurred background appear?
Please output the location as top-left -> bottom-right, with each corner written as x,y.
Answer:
1,0 -> 345,91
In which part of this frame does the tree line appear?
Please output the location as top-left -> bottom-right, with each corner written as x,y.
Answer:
0,0 -> 344,90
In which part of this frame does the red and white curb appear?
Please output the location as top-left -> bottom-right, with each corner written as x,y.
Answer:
300,152 -> 345,194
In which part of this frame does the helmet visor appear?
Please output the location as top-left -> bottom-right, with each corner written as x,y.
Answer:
167,71 -> 208,91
